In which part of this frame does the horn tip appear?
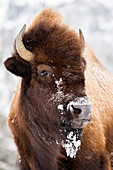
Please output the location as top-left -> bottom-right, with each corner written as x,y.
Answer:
79,28 -> 81,34
20,24 -> 26,34
79,29 -> 83,37
79,28 -> 85,42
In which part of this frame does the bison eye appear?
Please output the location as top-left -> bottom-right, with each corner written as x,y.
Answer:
40,70 -> 48,76
37,64 -> 53,78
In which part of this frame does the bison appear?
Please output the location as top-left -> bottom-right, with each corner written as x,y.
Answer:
4,8 -> 113,170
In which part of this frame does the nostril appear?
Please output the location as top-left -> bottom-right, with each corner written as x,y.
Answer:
71,105 -> 82,115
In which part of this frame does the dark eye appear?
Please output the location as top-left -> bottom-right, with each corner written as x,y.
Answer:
40,70 -> 48,76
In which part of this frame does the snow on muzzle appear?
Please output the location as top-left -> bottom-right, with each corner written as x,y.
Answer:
60,96 -> 92,158
66,96 -> 92,129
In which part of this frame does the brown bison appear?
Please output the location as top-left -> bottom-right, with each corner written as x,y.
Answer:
4,8 -> 113,170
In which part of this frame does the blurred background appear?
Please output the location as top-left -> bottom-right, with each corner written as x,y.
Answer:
0,0 -> 113,169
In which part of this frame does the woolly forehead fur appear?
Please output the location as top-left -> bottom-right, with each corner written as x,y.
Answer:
22,8 -> 84,69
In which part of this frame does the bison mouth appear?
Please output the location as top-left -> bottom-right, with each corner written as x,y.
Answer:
69,118 -> 92,129
61,117 -> 92,158
66,128 -> 83,141
63,118 -> 92,142
62,118 -> 92,133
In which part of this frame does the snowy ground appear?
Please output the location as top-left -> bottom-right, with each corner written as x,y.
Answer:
0,0 -> 113,169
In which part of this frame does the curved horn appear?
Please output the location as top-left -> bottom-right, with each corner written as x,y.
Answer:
16,24 -> 34,61
79,29 -> 85,51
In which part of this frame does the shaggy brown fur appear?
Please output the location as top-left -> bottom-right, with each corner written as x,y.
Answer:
4,8 -> 113,170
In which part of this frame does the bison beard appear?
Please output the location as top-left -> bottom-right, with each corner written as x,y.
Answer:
4,8 -> 113,170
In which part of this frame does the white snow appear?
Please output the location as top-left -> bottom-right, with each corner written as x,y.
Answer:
55,78 -> 63,88
67,96 -> 91,110
62,131 -> 81,158
18,156 -> 21,163
57,104 -> 64,111
56,140 -> 60,145
11,119 -> 14,123
50,78 -> 64,103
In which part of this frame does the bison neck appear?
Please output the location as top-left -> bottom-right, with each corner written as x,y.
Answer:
17,127 -> 75,170
17,125 -> 60,170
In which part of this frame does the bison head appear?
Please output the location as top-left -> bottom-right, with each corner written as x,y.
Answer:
4,9 -> 92,159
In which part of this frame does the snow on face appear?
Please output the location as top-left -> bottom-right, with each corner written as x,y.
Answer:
57,104 -> 64,115
62,131 -> 81,158
55,78 -> 63,88
67,96 -> 91,110
57,104 -> 64,111
55,78 -> 65,114
50,78 -> 64,102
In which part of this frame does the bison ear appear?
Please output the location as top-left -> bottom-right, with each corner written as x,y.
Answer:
4,57 -> 31,80
79,29 -> 85,52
